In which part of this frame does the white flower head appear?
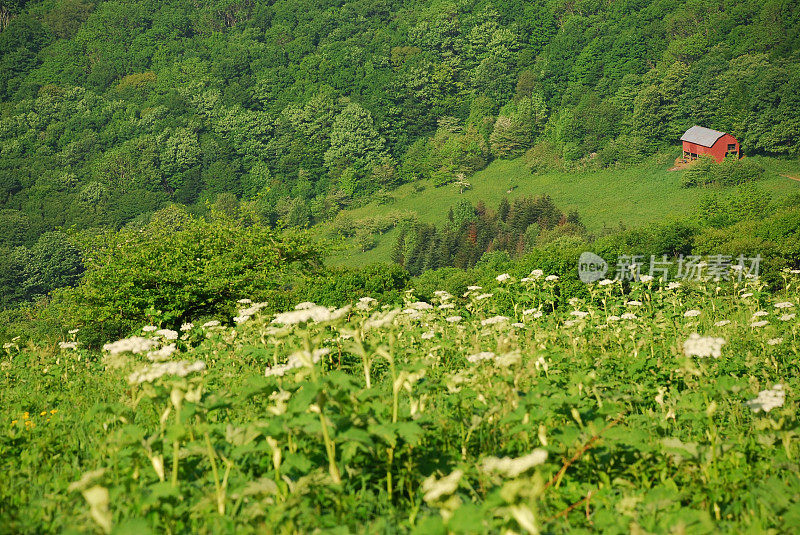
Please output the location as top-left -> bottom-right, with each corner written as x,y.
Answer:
445,315 -> 463,323
480,449 -> 548,478
421,469 -> 463,503
684,309 -> 701,318
467,351 -> 496,363
714,320 -> 731,327
128,360 -> 206,385
780,313 -> 796,322
598,278 -> 614,286
639,275 -> 654,283
570,310 -> 589,318
496,273 -> 512,283
421,331 -> 435,340
667,281 -> 681,290
59,341 -> 78,350
202,320 -> 221,328
545,275 -> 559,282
621,312 -> 637,320
529,269 -> 544,279
481,315 -> 509,326
683,333 -> 726,358
147,343 -> 177,362
272,305 -> 351,325
750,320 -> 769,328
103,336 -> 159,356
767,338 -> 783,346
475,293 -> 494,300
774,302 -> 794,309
180,323 -> 194,331
142,325 -> 157,332
746,384 -> 785,413
626,300 -> 642,306
752,310 -> 768,318
155,329 -> 179,340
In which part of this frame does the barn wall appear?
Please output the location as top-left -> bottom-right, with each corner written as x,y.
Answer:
682,134 -> 739,163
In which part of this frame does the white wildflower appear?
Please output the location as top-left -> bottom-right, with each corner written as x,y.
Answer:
264,348 -> 330,378
238,298 -> 253,304
750,320 -> 769,328
356,297 -> 377,311
607,315 -> 620,322
467,351 -> 495,363
563,319 -> 578,327
767,338 -> 783,346
740,292 -> 753,298
202,320 -> 221,328
752,310 -> 768,318
780,313 -> 796,321
714,320 -> 731,327
684,309 -> 701,318
746,384 -> 785,413
142,325 -> 157,332
598,278 -> 614,286
438,303 -> 455,309
233,315 -> 251,324
774,302 -> 794,309
363,309 -> 400,331
496,273 -> 512,282
683,333 -> 726,358
422,470 -> 463,503
545,275 -> 559,282
147,343 -> 177,362
180,323 -> 194,331
480,449 -> 548,478
475,293 -> 494,300
529,269 -> 544,279
626,300 -> 642,306
434,290 -> 453,300
272,305 -> 351,325
467,285 -> 482,291
667,282 -> 681,290
639,275 -> 654,283
68,329 -> 79,335
570,310 -> 589,318
621,312 -> 637,320
128,360 -> 206,385
103,336 -> 158,356
408,301 -> 433,310
511,322 -> 524,328
58,341 -> 78,350
445,316 -> 462,323
155,329 -> 179,340
481,316 -> 509,326
421,331 -> 435,340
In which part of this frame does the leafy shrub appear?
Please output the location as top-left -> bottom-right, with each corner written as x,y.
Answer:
60,207 -> 319,345
682,156 -> 764,188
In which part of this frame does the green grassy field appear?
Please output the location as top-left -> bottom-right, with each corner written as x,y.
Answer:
319,154 -> 800,267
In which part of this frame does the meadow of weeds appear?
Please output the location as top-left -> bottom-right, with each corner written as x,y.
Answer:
2,269 -> 800,533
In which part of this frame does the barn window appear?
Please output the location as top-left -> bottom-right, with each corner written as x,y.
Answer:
727,144 -> 736,151
690,153 -> 698,159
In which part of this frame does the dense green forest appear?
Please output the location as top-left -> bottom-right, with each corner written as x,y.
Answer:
1,0 -> 799,308
2,0 -> 799,239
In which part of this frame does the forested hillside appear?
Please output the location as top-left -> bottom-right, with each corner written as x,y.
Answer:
1,0 -> 799,247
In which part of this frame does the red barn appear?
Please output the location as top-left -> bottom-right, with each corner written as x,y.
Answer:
680,125 -> 740,163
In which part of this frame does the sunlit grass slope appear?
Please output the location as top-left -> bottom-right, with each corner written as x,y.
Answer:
320,154 -> 800,267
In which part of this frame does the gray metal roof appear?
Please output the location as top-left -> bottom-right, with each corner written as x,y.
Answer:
680,125 -> 726,148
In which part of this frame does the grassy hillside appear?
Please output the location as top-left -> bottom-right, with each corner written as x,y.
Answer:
321,154 -> 800,267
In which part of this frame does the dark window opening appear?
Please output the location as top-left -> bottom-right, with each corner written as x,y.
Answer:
727,144 -> 736,151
